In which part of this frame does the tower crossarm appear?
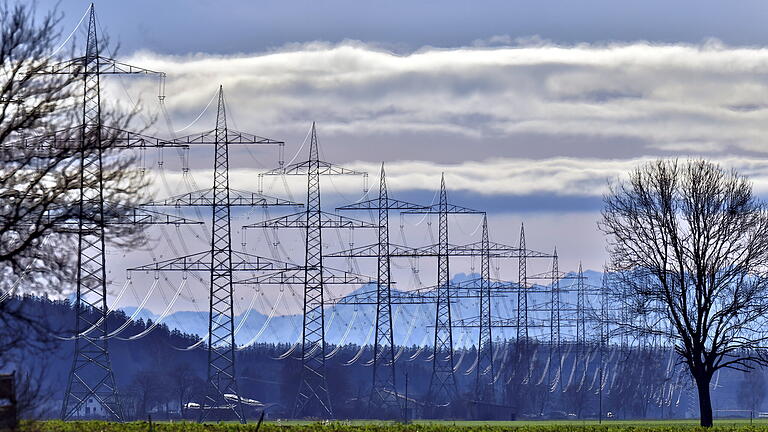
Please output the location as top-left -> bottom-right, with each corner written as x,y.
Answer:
261,159 -> 364,177
452,276 -> 521,291
5,125 -> 188,152
402,203 -> 484,215
449,277 -> 552,296
451,316 -> 551,329
327,241 -> 556,260
450,241 -> 554,259
244,211 -> 377,229
103,126 -> 188,149
555,285 -> 602,294
34,55 -> 162,76
142,188 -> 300,207
406,282 -> 507,298
127,250 -> 302,273
325,242 -> 441,258
38,203 -> 202,227
234,265 -> 375,285
336,197 -> 428,211
330,288 -> 433,305
449,316 -> 484,328
324,243 -> 379,257
164,129 -> 284,146
329,285 -> 488,305
327,242 -> 556,259
103,206 -> 201,226
527,270 -> 588,281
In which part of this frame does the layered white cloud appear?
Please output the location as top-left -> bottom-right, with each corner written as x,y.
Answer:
368,156 -> 768,197
111,40 -> 768,164
150,156 -> 768,200
92,40 -> 768,315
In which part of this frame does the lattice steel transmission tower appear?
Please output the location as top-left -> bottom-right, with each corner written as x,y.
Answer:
65,8 -> 128,420
475,215 -> 494,401
369,165 -> 397,412
517,223 -> 528,344
202,86 -> 242,422
619,279 -> 630,352
133,86 -> 300,423
335,164 -> 426,415
23,5 -> 196,421
598,269 -> 609,394
402,175 -> 483,406
244,123 -> 375,418
549,249 -> 562,390
431,174 -> 457,405
576,262 -> 587,346
433,175 -> 457,404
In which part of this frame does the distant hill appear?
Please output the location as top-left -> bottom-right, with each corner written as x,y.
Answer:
119,269 -> 608,346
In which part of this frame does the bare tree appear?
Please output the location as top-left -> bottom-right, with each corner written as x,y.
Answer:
129,369 -> 166,419
13,361 -> 53,420
167,362 -> 201,418
600,159 -> 768,427
737,370 -> 766,414
0,1 -> 148,295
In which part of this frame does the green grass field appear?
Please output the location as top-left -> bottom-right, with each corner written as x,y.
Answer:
18,419 -> 768,432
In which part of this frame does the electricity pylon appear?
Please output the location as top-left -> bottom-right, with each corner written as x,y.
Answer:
517,224 -> 528,344
334,164 -> 427,416
576,262 -> 587,346
549,249 -> 562,390
399,175 -> 483,407
134,86 -> 301,423
598,269 -> 609,403
243,123 -> 376,418
16,4 -> 198,421
475,215 -> 494,401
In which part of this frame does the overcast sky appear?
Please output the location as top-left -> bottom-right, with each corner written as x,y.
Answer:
31,1 -> 768,316
41,0 -> 768,54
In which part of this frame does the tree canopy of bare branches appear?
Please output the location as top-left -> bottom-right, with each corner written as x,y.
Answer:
0,1 -> 147,296
600,159 -> 768,427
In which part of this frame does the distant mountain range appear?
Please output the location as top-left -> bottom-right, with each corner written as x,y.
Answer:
119,269 -> 605,345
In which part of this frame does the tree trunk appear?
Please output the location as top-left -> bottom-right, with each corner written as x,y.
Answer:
695,373 -> 714,427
